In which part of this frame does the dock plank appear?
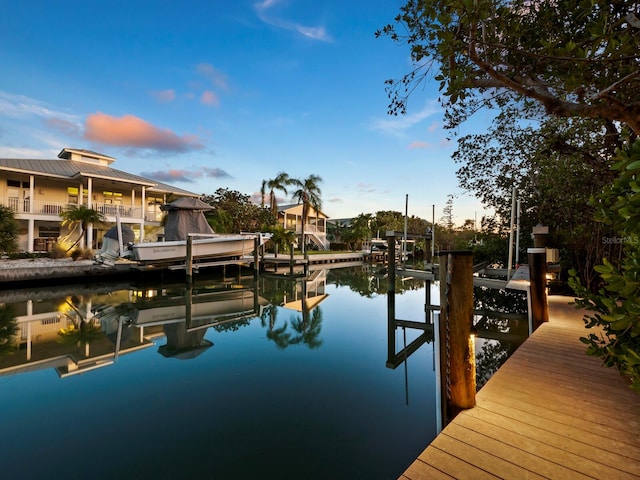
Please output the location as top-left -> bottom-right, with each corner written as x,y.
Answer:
400,295 -> 640,479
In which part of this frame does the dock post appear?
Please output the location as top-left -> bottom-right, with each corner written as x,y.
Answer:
528,247 -> 549,330
253,237 -> 259,273
186,235 -> 193,285
289,243 -> 295,275
387,231 -> 396,279
438,250 -> 475,423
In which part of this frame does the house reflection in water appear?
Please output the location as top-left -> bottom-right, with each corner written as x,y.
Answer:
0,280 -> 270,377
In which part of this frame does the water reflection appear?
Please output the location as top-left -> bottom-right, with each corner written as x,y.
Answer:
0,264 -> 529,479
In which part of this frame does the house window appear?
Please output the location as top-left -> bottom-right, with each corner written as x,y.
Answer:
67,187 -> 87,205
38,226 -> 60,238
103,191 -> 123,205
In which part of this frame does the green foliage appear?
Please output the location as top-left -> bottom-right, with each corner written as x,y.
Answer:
290,174 -> 323,255
0,205 -> 19,253
267,225 -> 297,256
454,111 -> 621,288
377,0 -> 640,132
0,305 -> 18,356
60,205 -> 105,251
570,141 -> 640,392
201,188 -> 275,233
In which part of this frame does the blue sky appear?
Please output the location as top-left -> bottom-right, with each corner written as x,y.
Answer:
0,0 -> 489,224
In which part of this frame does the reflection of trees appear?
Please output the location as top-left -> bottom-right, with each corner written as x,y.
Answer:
261,304 -> 292,349
0,305 -> 18,356
290,307 -> 323,349
57,298 -> 103,357
326,266 -> 425,298
475,338 -> 519,389
474,286 -> 527,314
473,287 -> 528,388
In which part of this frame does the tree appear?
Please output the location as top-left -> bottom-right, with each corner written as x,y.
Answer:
0,205 -> 19,254
379,0 -> 640,382
0,305 -> 18,356
291,174 -> 323,256
201,188 -> 275,233
59,205 -> 104,251
261,172 -> 293,215
267,225 -> 297,257
377,0 -> 640,136
570,140 -> 640,391
454,111 -> 619,288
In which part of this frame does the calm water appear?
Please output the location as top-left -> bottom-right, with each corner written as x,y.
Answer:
0,265 -> 526,479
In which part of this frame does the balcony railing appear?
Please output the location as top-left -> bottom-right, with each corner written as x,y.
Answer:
2,198 -> 148,220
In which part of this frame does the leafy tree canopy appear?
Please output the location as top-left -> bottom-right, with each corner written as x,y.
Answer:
201,188 -> 275,233
377,0 -> 640,135
0,205 -> 19,254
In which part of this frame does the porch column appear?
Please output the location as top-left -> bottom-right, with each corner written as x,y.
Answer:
87,178 -> 92,208
87,224 -> 94,250
29,175 -> 34,213
27,218 -> 34,253
140,186 -> 146,234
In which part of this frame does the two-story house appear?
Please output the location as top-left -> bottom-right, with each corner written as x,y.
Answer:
0,148 -> 199,252
277,203 -> 329,250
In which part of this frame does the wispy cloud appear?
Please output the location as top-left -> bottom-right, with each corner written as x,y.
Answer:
357,183 -> 377,194
84,112 -> 204,152
200,90 -> 220,107
45,117 -> 82,137
254,0 -> 332,42
151,89 -> 176,103
370,101 -> 441,137
196,63 -> 229,91
0,91 -> 79,123
408,141 -> 431,149
140,166 -> 232,183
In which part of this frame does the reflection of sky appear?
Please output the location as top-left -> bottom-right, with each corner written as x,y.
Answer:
0,276 -> 438,480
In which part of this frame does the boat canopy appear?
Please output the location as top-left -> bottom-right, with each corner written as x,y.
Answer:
161,197 -> 215,241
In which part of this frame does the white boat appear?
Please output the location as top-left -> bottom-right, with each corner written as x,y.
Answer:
132,288 -> 270,327
97,197 -> 271,265
129,234 -> 263,263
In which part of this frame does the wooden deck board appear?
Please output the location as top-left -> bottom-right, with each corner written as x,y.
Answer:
400,295 -> 640,479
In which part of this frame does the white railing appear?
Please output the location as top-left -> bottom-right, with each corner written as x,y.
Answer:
92,202 -> 143,219
1,197 -> 148,219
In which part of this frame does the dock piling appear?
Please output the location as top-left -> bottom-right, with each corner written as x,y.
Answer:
438,250 -> 476,423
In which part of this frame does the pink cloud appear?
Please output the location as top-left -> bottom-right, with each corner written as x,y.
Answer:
200,91 -> 220,107
83,112 -> 204,152
151,89 -> 176,103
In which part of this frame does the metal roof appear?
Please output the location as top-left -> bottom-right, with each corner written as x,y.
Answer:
0,157 -> 198,197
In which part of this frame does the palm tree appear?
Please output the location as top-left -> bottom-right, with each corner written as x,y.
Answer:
291,174 -> 322,256
60,205 -> 105,251
268,225 -> 297,258
260,172 -> 292,215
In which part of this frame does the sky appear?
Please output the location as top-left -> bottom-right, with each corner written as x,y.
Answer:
0,0 -> 491,225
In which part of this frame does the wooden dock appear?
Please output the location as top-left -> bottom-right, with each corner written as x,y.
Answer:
400,295 -> 640,479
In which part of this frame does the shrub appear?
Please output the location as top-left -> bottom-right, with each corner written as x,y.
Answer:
570,140 -> 640,392
50,243 -> 69,259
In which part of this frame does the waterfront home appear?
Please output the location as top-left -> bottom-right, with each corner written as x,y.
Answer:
0,148 -> 198,252
277,203 -> 329,250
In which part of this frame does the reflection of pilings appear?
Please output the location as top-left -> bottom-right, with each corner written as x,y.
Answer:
438,250 -> 476,424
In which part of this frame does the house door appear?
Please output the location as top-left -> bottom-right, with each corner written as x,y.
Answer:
7,180 -> 29,212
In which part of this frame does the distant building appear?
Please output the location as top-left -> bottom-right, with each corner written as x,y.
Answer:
277,203 -> 329,250
0,148 -> 199,252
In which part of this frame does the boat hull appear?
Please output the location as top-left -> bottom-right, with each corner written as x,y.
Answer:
130,235 -> 256,263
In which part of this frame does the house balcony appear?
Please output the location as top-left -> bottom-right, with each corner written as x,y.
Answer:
2,198 -> 151,221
